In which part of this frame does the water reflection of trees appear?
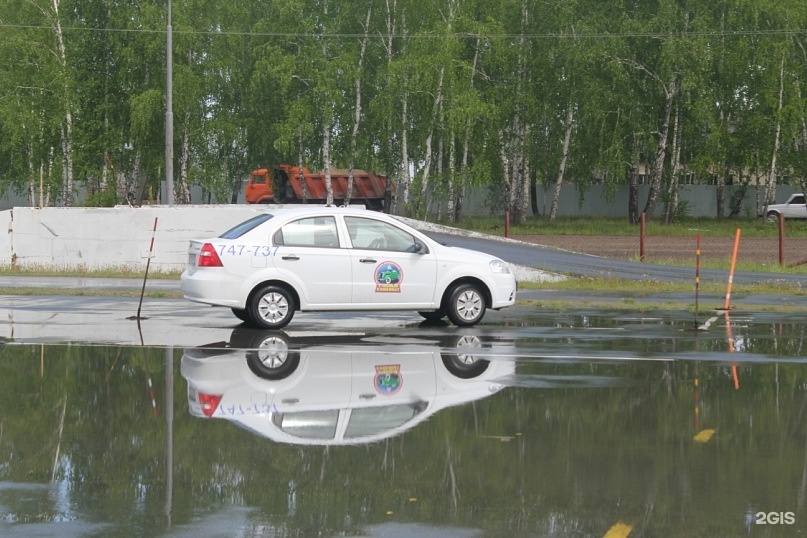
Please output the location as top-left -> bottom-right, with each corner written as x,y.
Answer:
1,341 -> 807,535
520,312 -> 807,358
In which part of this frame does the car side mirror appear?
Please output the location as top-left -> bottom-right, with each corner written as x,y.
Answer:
413,241 -> 427,254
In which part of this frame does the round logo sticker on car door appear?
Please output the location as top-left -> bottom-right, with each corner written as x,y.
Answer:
375,365 -> 402,394
375,261 -> 402,293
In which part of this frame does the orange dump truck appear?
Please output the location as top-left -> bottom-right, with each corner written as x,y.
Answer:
245,164 -> 389,210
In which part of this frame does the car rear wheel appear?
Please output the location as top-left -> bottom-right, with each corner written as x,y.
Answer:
245,333 -> 300,380
248,285 -> 295,329
446,283 -> 486,327
231,308 -> 251,323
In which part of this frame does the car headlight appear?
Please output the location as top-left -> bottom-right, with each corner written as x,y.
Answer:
489,259 -> 510,274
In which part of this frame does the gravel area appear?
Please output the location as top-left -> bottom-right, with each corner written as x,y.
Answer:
513,234 -> 807,267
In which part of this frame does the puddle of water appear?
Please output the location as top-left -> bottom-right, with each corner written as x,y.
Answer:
1,310 -> 807,536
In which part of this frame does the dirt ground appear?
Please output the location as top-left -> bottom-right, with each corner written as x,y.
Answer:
513,234 -> 807,267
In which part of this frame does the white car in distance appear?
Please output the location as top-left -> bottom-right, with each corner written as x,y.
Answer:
180,207 -> 517,329
762,193 -> 807,221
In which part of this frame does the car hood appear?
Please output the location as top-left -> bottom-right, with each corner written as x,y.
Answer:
431,242 -> 504,265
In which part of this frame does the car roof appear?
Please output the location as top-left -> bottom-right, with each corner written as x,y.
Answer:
262,206 -> 393,219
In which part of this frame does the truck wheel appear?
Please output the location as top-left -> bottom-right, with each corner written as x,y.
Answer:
766,211 -> 780,223
248,285 -> 295,329
446,283 -> 486,327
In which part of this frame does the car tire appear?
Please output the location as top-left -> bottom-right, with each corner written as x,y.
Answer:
245,333 -> 300,380
446,283 -> 486,327
418,309 -> 446,322
248,285 -> 295,329
441,335 -> 489,379
766,211 -> 780,223
231,308 -> 251,323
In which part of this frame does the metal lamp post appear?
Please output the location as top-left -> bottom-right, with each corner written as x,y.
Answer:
165,0 -> 175,205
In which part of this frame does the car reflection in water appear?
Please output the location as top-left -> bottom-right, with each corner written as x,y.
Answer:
181,328 -> 515,445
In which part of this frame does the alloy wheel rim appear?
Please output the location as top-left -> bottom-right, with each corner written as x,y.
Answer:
457,290 -> 482,320
455,335 -> 482,364
256,336 -> 289,368
258,292 -> 289,324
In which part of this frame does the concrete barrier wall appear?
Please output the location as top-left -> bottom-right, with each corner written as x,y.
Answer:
3,206 -> 266,273
1,210 -> 11,265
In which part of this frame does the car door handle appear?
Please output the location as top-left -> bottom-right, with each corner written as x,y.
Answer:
281,255 -> 300,261
359,258 -> 376,263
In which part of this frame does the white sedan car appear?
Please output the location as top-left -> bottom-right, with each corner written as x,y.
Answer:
180,207 -> 516,329
181,330 -> 515,445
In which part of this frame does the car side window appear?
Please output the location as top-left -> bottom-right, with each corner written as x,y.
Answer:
273,216 -> 339,248
345,217 -> 418,252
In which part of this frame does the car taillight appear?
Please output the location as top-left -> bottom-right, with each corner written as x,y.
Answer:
198,393 -> 222,417
198,243 -> 223,267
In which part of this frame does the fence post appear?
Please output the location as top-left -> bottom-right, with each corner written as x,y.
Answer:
504,210 -> 510,239
639,212 -> 646,262
778,213 -> 784,266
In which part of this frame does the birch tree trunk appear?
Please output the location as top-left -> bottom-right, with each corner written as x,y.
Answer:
323,123 -> 333,205
549,104 -> 574,221
400,90 -> 412,209
178,113 -> 191,204
417,65 -> 444,212
628,164 -> 639,224
508,0 -> 529,224
519,135 -> 531,222
382,0 -> 397,213
764,54 -> 786,208
661,104 -> 682,224
346,8 -> 372,207
498,130 -> 512,211
320,0 -> 334,206
642,76 -> 678,219
452,36 -> 480,222
297,133 -> 308,203
446,127 -> 456,220
48,0 -> 75,206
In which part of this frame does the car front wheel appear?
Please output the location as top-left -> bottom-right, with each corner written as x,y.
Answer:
248,285 -> 295,329
418,308 -> 446,322
446,283 -> 486,327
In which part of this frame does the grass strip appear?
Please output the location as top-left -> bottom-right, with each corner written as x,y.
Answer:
0,287 -> 183,299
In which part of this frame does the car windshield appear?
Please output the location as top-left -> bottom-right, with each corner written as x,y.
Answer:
219,214 -> 274,239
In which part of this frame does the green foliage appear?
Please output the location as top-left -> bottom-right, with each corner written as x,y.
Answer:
1,0 -> 807,214
80,186 -> 120,208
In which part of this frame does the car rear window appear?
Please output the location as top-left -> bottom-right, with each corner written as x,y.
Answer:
219,214 -> 274,239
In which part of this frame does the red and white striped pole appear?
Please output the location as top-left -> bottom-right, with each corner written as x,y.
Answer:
722,228 -> 741,311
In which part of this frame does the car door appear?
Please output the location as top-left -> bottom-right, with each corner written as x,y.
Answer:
339,351 -> 436,442
784,195 -> 807,218
271,215 -> 352,308
344,216 -> 438,307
